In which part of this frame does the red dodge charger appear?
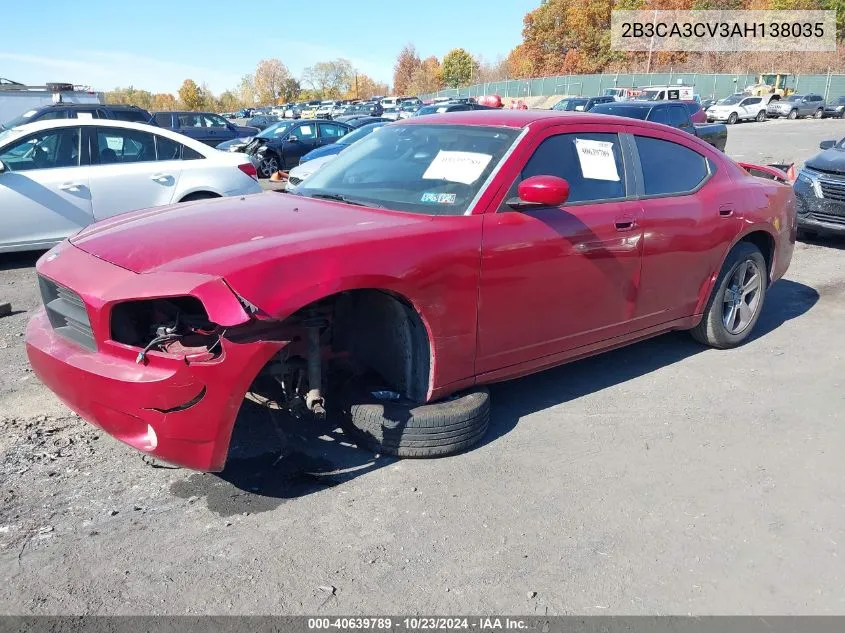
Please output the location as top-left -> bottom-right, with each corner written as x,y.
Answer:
26,110 -> 796,470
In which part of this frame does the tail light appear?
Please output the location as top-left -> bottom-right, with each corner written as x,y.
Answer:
238,162 -> 258,181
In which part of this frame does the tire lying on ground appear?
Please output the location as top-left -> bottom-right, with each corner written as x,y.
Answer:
343,387 -> 491,458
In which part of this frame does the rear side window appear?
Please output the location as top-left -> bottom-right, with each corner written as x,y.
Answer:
112,110 -> 151,123
154,113 -> 172,127
668,106 -> 689,127
155,135 -> 183,160
517,132 -> 626,204
634,136 -> 709,196
181,145 -> 204,160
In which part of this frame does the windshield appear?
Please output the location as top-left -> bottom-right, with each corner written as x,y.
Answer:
295,124 -> 520,216
415,104 -> 452,116
590,104 -> 649,119
786,95 -> 802,102
836,97 -> 845,104
257,121 -> 295,139
721,95 -> 743,105
338,122 -> 386,145
640,90 -> 663,101
3,108 -> 41,130
0,127 -> 25,146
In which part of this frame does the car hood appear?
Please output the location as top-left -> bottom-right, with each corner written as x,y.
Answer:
69,193 -> 430,276
301,143 -> 345,162
217,136 -> 251,150
289,154 -> 337,180
805,148 -> 845,174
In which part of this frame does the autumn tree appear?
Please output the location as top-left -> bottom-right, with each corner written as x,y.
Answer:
302,58 -> 355,98
350,74 -> 391,99
152,93 -> 178,111
408,56 -> 442,95
105,86 -> 154,110
441,48 -> 478,87
282,78 -> 301,102
178,79 -> 204,110
393,44 -> 422,95
238,74 -> 256,106
253,58 -> 291,104
217,90 -> 241,112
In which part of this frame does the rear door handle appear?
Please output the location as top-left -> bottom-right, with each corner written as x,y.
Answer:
58,182 -> 83,191
719,204 -> 734,217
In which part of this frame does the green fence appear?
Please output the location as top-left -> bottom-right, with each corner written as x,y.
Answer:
421,72 -> 845,101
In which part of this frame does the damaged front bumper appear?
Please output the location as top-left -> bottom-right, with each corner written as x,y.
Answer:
25,242 -> 284,471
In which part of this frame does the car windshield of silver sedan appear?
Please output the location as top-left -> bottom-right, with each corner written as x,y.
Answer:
293,124 -> 520,215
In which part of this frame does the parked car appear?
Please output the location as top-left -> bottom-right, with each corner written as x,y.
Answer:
398,103 -> 420,119
246,115 -> 280,130
25,110 -> 795,471
382,106 -> 401,121
299,101 -> 323,119
236,108 -> 254,118
0,119 -> 260,253
766,94 -> 825,119
707,94 -> 768,124
2,104 -> 153,131
298,121 -> 388,164
413,102 -> 495,116
334,116 -> 391,128
682,100 -> 707,124
793,136 -> 845,238
153,111 -> 259,146
590,101 -> 728,151
552,96 -> 615,112
243,119 -> 353,177
822,96 -> 845,118
701,99 -> 717,110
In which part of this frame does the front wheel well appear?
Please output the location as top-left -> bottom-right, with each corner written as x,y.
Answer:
180,191 -> 221,202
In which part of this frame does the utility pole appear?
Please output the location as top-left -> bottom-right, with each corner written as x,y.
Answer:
355,73 -> 359,100
646,9 -> 657,75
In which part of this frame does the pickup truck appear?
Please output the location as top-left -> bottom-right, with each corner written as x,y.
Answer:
590,101 -> 728,151
26,110 -> 792,471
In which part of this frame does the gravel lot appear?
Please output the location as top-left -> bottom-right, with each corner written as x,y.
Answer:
1,118 -> 844,615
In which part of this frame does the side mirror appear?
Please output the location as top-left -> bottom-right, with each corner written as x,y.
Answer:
820,140 -> 836,150
0,160 -> 6,173
287,135 -> 299,142
508,175 -> 570,210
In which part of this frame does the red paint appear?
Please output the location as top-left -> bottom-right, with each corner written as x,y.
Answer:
26,111 -> 796,471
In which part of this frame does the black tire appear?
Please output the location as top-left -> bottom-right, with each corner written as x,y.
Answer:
756,110 -> 766,122
179,191 -> 219,202
787,109 -> 798,120
727,112 -> 738,125
343,388 -> 490,458
814,108 -> 823,119
691,242 -> 768,349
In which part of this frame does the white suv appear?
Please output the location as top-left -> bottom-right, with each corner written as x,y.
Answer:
707,94 -> 768,124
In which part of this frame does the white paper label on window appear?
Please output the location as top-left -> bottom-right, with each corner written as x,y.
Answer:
76,112 -> 93,119
574,138 -> 620,182
422,150 -> 493,185
299,125 -> 312,136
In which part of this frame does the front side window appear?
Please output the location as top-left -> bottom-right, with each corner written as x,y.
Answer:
648,107 -> 670,125
634,135 -> 709,196
204,114 -> 228,128
96,128 -> 156,164
514,132 -> 626,205
0,127 -> 81,171
293,123 -> 317,140
178,114 -> 204,128
296,124 -> 520,216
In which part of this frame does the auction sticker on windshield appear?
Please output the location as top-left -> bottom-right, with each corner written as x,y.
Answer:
423,150 -> 493,185
575,138 -> 620,181
421,192 -> 457,204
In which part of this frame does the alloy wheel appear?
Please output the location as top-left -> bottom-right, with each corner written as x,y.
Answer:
259,156 -> 279,178
722,259 -> 763,334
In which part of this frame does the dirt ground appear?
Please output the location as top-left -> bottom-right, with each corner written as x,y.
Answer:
1,118 -> 844,615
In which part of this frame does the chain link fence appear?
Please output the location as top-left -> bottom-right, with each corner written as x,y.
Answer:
421,71 -> 845,102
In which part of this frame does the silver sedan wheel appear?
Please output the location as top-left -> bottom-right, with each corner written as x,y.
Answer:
722,259 -> 763,334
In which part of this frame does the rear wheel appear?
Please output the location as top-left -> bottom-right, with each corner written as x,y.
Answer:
727,112 -> 738,125
342,387 -> 490,458
691,242 -> 767,349
787,109 -> 798,120
814,108 -> 824,119
756,110 -> 766,122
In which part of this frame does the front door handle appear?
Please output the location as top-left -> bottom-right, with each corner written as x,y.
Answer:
58,182 -> 83,191
150,173 -> 171,182
719,204 -> 734,217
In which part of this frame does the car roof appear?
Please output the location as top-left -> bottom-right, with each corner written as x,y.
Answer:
4,118 -> 213,152
397,108 -> 705,138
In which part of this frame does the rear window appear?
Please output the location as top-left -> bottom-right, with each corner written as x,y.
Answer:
111,109 -> 151,123
590,104 -> 650,120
